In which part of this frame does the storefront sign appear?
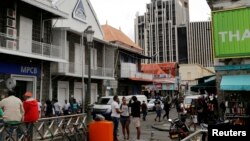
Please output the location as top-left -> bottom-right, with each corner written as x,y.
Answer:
213,7 -> 250,58
162,83 -> 175,90
0,62 -> 40,76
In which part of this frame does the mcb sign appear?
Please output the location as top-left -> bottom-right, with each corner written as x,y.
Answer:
213,7 -> 250,58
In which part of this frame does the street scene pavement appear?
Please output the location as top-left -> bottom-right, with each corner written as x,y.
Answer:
117,107 -> 179,141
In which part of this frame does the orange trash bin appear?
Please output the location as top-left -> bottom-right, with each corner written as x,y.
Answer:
89,120 -> 113,141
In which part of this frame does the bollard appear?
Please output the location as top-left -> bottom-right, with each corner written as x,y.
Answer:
89,120 -> 113,141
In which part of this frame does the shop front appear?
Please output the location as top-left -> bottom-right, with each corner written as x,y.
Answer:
218,73 -> 250,125
0,61 -> 41,100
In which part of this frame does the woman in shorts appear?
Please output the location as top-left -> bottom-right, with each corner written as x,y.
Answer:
120,97 -> 130,140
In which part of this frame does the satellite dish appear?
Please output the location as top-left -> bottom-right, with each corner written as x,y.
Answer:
5,78 -> 16,91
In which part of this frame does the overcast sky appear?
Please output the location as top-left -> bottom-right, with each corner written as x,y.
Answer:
90,0 -> 211,41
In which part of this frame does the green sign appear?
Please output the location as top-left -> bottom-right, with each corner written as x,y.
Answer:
213,7 -> 250,58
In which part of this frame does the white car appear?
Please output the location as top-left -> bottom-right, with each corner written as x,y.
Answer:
147,99 -> 164,111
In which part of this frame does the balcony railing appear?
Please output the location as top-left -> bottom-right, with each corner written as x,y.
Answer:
120,62 -> 153,80
55,62 -> 114,78
121,70 -> 153,80
0,32 -> 63,60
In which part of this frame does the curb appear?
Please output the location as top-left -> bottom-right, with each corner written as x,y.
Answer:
151,122 -> 170,131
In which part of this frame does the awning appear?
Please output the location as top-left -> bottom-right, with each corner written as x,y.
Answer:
191,80 -> 216,92
220,75 -> 250,91
21,0 -> 68,19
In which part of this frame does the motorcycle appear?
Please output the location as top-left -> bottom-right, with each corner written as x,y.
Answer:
168,118 -> 190,141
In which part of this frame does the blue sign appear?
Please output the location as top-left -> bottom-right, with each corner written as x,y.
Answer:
0,62 -> 40,76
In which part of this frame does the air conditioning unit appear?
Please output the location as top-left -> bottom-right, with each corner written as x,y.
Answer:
6,27 -> 16,38
6,18 -> 16,28
6,40 -> 17,50
7,8 -> 16,19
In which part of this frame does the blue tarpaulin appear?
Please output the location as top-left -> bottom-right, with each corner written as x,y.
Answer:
220,75 -> 250,91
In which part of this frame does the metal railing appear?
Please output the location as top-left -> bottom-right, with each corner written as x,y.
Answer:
0,32 -> 63,60
57,62 -> 114,78
0,113 -> 87,141
181,129 -> 208,141
120,62 -> 154,80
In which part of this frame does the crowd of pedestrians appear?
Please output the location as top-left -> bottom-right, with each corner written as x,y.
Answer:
0,90 -> 83,140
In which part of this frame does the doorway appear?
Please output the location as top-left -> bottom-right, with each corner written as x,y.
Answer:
11,75 -> 36,100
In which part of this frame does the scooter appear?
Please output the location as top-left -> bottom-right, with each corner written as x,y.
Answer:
168,118 -> 190,141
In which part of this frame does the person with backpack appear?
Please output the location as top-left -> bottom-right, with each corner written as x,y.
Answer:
120,96 -> 130,140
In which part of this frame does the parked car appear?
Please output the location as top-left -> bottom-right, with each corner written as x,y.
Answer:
92,95 -> 148,120
147,99 -> 164,111
92,96 -> 123,120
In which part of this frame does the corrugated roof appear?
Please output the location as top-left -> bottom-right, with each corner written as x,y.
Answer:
141,64 -> 165,75
102,24 -> 142,50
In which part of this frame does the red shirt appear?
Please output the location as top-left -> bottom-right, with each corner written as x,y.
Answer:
23,98 -> 39,122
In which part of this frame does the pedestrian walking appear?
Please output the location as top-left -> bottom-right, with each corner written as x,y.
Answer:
111,95 -> 123,141
163,96 -> 171,120
154,100 -> 162,122
188,99 -> 198,130
37,100 -> 42,118
53,99 -> 61,116
128,96 -> 141,140
141,101 -> 148,121
45,99 -> 53,117
72,98 -> 79,114
179,98 -> 187,123
120,96 -> 130,140
63,100 -> 71,115
23,92 -> 39,141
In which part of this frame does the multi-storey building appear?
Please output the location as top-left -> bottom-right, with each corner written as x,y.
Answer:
50,0 -> 116,105
0,0 -> 68,100
187,21 -> 213,67
0,0 -> 116,107
135,0 -> 189,64
102,24 -> 153,96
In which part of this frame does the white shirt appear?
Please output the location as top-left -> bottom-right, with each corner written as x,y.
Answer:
120,104 -> 129,117
63,103 -> 70,111
111,101 -> 120,118
38,102 -> 42,112
54,102 -> 61,112
0,96 -> 24,122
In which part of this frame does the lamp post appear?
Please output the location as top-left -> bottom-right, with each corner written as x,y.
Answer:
84,26 -> 94,123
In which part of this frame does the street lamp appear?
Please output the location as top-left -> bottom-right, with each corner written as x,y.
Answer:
84,26 -> 94,123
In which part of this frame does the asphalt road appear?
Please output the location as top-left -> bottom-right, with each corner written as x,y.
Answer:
117,107 -> 179,141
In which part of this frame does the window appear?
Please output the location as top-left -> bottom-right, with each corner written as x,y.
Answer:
91,48 -> 97,69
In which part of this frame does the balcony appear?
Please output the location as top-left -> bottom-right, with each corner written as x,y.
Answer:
120,63 -> 153,80
0,33 -> 64,62
52,62 -> 114,79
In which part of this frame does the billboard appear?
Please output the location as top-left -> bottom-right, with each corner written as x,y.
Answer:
213,7 -> 250,58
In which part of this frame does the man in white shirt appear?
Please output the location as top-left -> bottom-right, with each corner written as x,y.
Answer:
53,99 -> 61,116
0,91 -> 24,123
111,95 -> 123,141
63,100 -> 71,115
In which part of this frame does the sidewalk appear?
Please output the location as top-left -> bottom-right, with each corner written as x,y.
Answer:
151,108 -> 200,132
